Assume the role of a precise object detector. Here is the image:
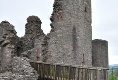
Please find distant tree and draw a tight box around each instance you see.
[109,73,118,80]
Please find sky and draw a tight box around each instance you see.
[0,0,118,64]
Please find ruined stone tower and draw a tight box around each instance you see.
[92,39,108,68]
[0,1,109,79]
[47,0,92,66]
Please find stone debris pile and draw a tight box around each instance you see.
[0,57,38,80]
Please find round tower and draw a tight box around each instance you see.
[92,39,108,68]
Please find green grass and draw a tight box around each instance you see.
[109,73,118,80]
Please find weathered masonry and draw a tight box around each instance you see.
[0,0,108,80]
[92,39,108,68]
[47,0,92,66]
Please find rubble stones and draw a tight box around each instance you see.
[0,57,38,80]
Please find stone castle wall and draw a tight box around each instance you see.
[21,16,45,52]
[0,21,38,80]
[0,0,108,69]
[0,21,18,69]
[47,0,92,66]
[0,0,109,79]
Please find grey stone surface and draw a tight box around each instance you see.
[47,0,92,66]
[21,16,45,53]
[0,0,109,79]
[0,21,38,80]
[0,57,38,80]
[21,36,49,62]
[19,16,49,62]
[0,21,16,36]
[92,39,108,68]
[0,21,18,69]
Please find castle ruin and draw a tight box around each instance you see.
[0,0,108,79]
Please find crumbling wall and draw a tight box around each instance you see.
[20,16,45,53]
[92,39,108,68]
[47,0,92,66]
[20,16,49,62]
[0,21,38,80]
[0,21,18,70]
[0,0,92,67]
[21,36,49,62]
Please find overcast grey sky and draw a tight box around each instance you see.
[0,0,117,64]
